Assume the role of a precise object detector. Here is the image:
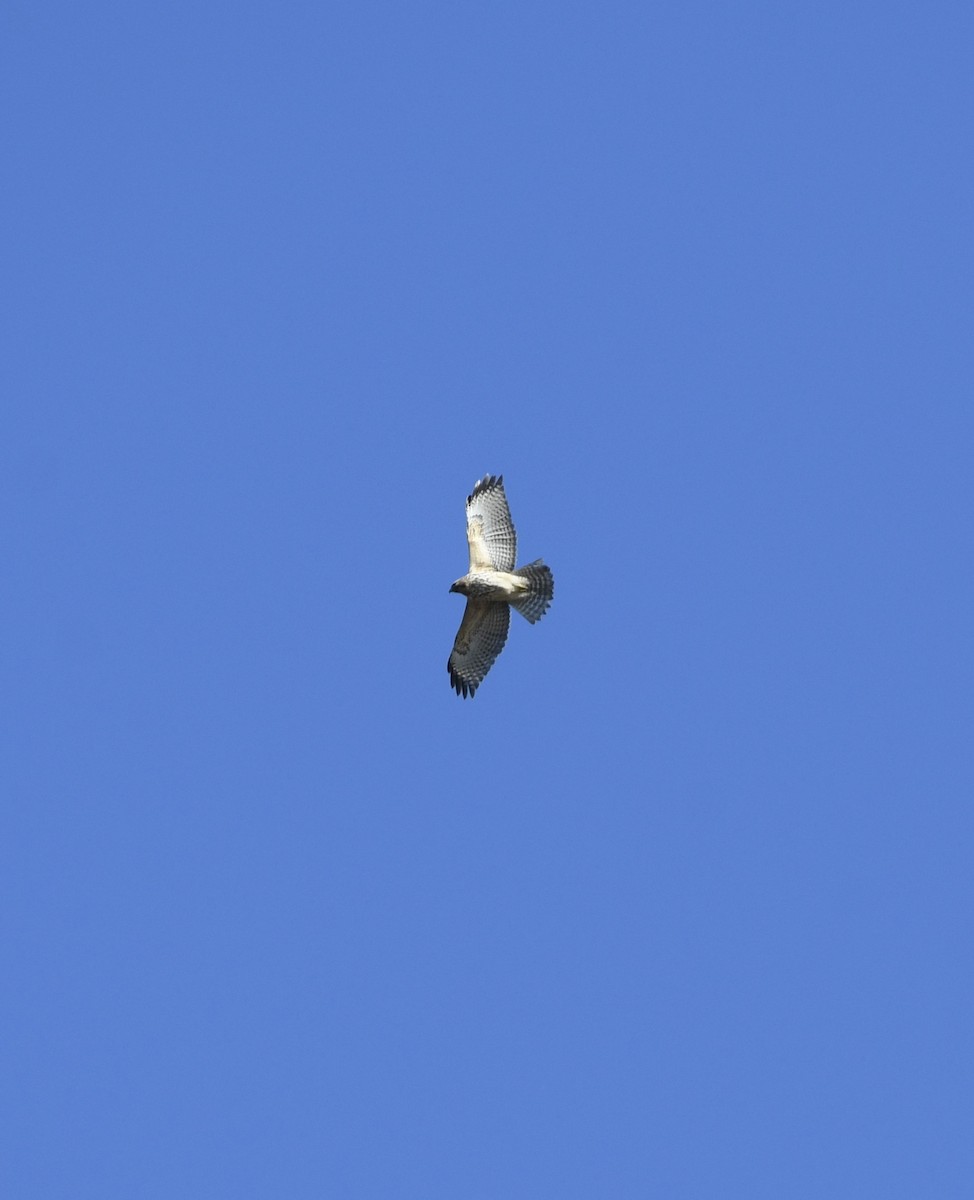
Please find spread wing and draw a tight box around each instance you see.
[466,474,516,572]
[448,599,511,698]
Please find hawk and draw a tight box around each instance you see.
[448,474,554,698]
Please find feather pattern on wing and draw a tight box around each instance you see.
[465,474,517,572]
[448,599,511,698]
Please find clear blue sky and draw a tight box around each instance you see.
[3,3,971,1196]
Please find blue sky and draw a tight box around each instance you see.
[3,2,972,1196]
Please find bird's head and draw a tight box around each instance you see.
[450,578,469,596]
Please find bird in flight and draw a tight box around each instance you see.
[448,475,553,698]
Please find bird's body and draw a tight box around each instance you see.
[448,475,553,698]
[451,570,534,601]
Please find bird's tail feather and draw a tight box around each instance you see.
[510,559,553,623]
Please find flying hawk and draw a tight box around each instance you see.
[448,475,553,698]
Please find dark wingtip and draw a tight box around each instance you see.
[469,474,504,503]
[448,661,475,698]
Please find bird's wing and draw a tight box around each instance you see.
[465,474,516,572]
[448,599,511,698]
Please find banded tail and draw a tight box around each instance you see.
[510,559,554,623]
